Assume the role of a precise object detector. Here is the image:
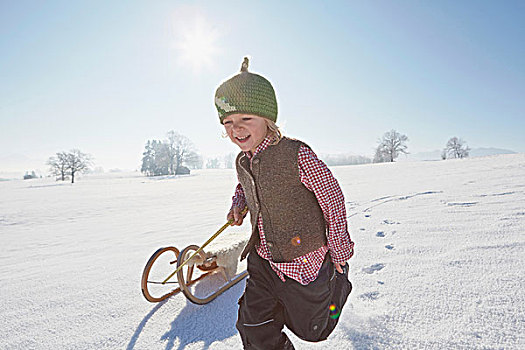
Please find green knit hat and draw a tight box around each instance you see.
[215,57,278,124]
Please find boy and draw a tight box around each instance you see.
[215,57,354,349]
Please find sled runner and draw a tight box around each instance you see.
[141,208,249,305]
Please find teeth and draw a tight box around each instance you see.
[237,136,249,140]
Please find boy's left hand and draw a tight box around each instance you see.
[334,262,346,274]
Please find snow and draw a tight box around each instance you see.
[1,154,524,349]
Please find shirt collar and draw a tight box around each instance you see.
[244,135,274,159]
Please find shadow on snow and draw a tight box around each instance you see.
[127,275,245,350]
[160,278,244,350]
[127,300,168,350]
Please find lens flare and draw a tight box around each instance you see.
[329,304,341,319]
[329,311,341,319]
[291,236,301,246]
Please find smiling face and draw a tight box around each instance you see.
[223,114,269,153]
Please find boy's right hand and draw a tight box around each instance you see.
[228,206,244,226]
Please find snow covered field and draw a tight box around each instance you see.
[1,154,524,349]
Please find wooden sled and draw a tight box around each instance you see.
[141,208,248,304]
[141,209,250,305]
[141,243,248,305]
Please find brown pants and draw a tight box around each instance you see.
[236,251,352,350]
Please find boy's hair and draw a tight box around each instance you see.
[265,119,282,145]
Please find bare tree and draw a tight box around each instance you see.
[166,130,199,174]
[165,131,178,175]
[374,130,409,162]
[66,149,92,183]
[47,152,69,181]
[444,137,470,159]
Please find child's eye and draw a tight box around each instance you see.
[242,117,252,121]
[224,120,232,125]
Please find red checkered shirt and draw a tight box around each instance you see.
[231,136,354,285]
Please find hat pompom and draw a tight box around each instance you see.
[240,57,249,72]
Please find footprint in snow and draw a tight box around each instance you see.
[359,291,380,301]
[359,228,366,231]
[365,214,371,218]
[346,201,358,209]
[471,332,482,339]
[371,195,396,202]
[376,231,385,237]
[385,245,394,250]
[362,263,385,274]
[382,219,400,225]
[476,191,515,197]
[447,202,478,207]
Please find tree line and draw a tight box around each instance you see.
[45,130,471,184]
[141,130,201,176]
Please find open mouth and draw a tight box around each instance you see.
[235,135,251,143]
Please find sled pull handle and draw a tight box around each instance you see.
[162,207,248,285]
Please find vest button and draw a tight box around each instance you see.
[253,159,260,164]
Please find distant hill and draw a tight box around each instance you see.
[469,148,517,158]
[400,147,517,161]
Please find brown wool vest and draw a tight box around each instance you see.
[237,137,327,262]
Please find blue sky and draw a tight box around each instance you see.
[1,0,524,171]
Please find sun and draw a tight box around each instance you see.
[174,15,220,73]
